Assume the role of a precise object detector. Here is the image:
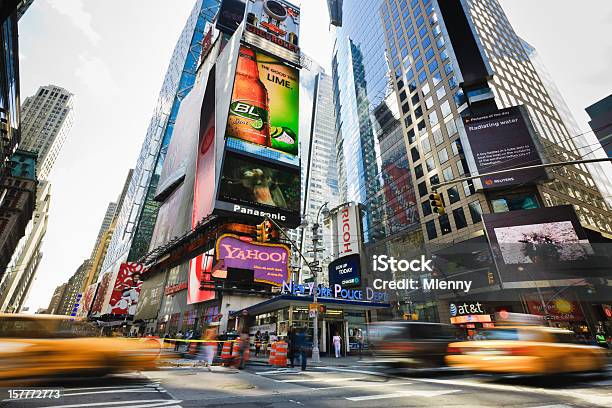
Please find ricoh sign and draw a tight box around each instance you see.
[332,203,361,257]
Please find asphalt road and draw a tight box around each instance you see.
[2,364,611,408]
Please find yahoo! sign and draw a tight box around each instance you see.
[216,234,290,286]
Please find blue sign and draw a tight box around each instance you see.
[328,254,361,288]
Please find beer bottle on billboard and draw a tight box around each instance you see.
[227,46,270,146]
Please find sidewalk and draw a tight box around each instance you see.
[163,353,370,369]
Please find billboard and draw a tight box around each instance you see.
[484,206,593,283]
[330,203,362,258]
[526,293,584,322]
[243,0,300,63]
[216,0,247,34]
[328,254,361,288]
[462,106,547,189]
[216,234,290,286]
[134,270,166,321]
[188,249,215,305]
[216,152,300,226]
[106,262,145,316]
[76,283,98,318]
[90,272,111,315]
[226,45,299,158]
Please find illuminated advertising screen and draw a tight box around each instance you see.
[462,106,547,189]
[328,254,361,288]
[216,234,290,286]
[216,151,300,226]
[484,206,595,283]
[226,45,299,161]
[216,0,247,34]
[106,262,145,316]
[243,0,300,63]
[188,249,215,305]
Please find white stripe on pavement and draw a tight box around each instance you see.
[278,377,366,382]
[63,389,163,397]
[318,381,413,390]
[408,377,612,407]
[528,405,574,408]
[63,384,159,391]
[43,399,183,408]
[346,389,461,401]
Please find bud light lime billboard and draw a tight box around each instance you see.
[225,45,299,159]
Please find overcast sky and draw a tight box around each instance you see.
[20,0,612,312]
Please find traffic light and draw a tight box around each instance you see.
[429,191,445,215]
[256,220,273,242]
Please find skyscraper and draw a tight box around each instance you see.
[0,1,20,180]
[299,72,339,284]
[56,259,92,316]
[378,0,611,243]
[101,0,221,275]
[330,0,421,252]
[0,180,50,312]
[19,85,75,181]
[90,202,117,259]
[586,94,612,158]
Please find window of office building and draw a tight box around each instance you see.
[439,214,452,235]
[469,201,483,223]
[426,219,437,240]
[453,207,468,229]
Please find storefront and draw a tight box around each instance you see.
[231,294,390,356]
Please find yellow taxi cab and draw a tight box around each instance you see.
[0,313,160,382]
[445,315,607,375]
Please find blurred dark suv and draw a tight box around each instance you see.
[369,321,458,367]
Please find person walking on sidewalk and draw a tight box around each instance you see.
[333,332,342,358]
[202,329,217,372]
[288,327,297,368]
[174,331,183,352]
[254,330,262,357]
[295,328,309,371]
[355,329,364,359]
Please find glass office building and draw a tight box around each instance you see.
[380,0,611,243]
[102,0,221,273]
[331,0,420,247]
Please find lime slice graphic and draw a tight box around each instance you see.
[252,118,264,130]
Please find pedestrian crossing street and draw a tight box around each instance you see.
[255,366,612,406]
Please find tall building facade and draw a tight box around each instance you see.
[57,259,92,316]
[0,1,20,181]
[0,180,50,312]
[586,94,612,158]
[378,0,611,244]
[46,282,67,315]
[90,202,116,259]
[299,72,339,284]
[0,150,36,281]
[19,85,75,181]
[101,0,221,275]
[330,0,422,291]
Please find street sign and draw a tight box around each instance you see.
[309,309,316,318]
[310,266,323,273]
[308,261,320,267]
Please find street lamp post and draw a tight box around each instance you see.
[310,202,329,363]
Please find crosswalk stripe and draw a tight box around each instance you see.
[318,381,413,390]
[346,389,461,401]
[278,377,366,383]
